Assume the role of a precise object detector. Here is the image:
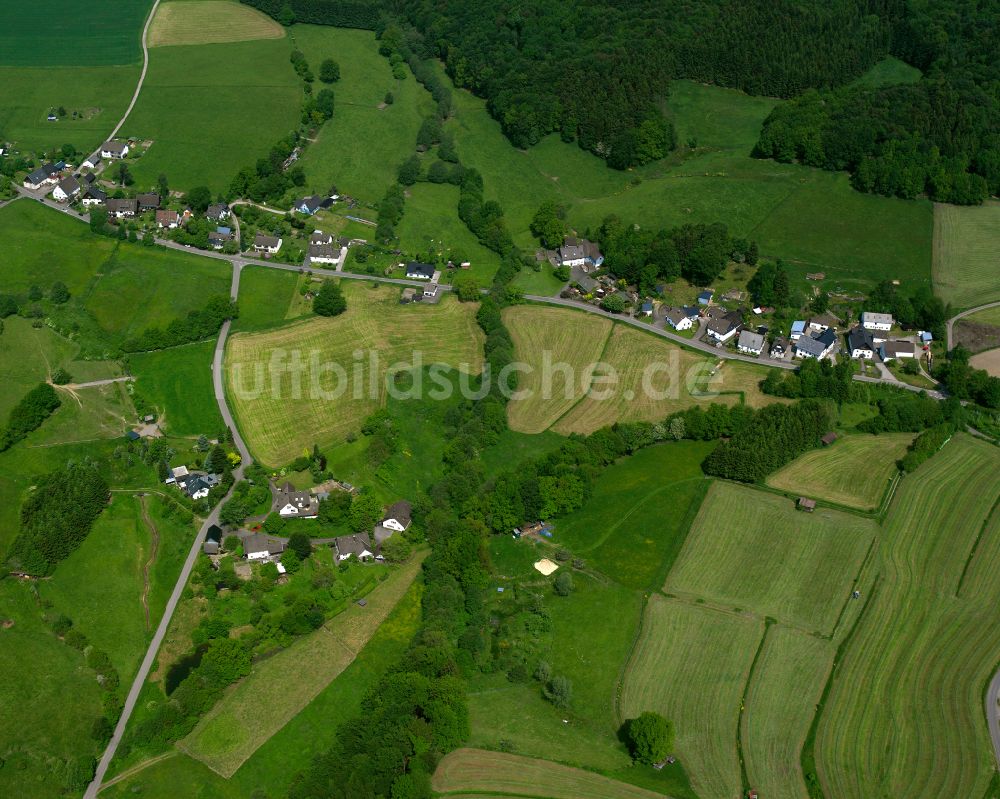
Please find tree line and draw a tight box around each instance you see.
[122,296,238,352]
[0,382,61,452]
[240,0,380,29]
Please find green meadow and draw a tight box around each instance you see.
[232,265,303,331]
[120,37,302,192]
[129,341,224,437]
[293,25,434,204]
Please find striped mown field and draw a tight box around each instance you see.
[225,283,483,466]
[932,201,1000,309]
[620,597,764,799]
[766,433,913,510]
[665,482,875,634]
[148,0,284,47]
[432,748,667,799]
[815,435,1000,798]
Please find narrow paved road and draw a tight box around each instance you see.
[946,300,1000,350]
[64,376,133,390]
[988,671,1000,771]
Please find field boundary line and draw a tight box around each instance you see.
[107,0,161,143]
[614,592,650,728]
[799,579,880,799]
[737,620,773,796]
[722,477,881,520]
[828,534,878,641]
[955,494,1000,598]
[98,750,177,792]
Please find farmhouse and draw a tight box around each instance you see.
[156,209,180,228]
[737,330,765,355]
[81,154,101,170]
[208,230,233,249]
[202,524,223,555]
[294,195,324,215]
[796,328,837,360]
[639,301,654,317]
[137,193,160,212]
[705,311,743,344]
[381,500,412,533]
[274,481,318,518]
[880,340,916,361]
[52,175,80,202]
[663,307,694,331]
[862,312,894,334]
[557,237,603,269]
[405,262,436,280]
[22,162,61,190]
[335,533,374,562]
[848,327,875,359]
[106,198,138,218]
[252,232,282,254]
[308,241,338,264]
[697,290,714,306]
[100,140,129,159]
[809,313,840,332]
[310,230,334,246]
[770,336,789,359]
[206,203,230,222]
[244,533,286,561]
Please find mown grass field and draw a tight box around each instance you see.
[149,0,284,47]
[815,435,1000,799]
[129,340,224,436]
[666,482,875,634]
[555,441,714,590]
[232,265,302,331]
[502,305,774,435]
[433,749,667,799]
[120,38,301,192]
[396,183,503,284]
[932,201,1000,309]
[766,433,913,510]
[443,73,932,293]
[225,282,483,465]
[0,316,77,418]
[742,625,833,799]
[294,25,434,204]
[0,492,193,798]
[620,597,764,799]
[104,575,425,798]
[180,552,426,776]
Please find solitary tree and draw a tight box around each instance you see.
[626,711,674,764]
[553,571,574,596]
[319,58,341,83]
[530,203,566,248]
[313,281,347,317]
[50,281,70,304]
[543,675,573,708]
[287,531,313,560]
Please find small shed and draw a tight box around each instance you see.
[125,430,140,441]
[798,497,817,512]
[821,432,838,446]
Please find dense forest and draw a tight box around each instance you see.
[755,1,1000,203]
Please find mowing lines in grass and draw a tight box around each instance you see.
[742,626,833,799]
[180,552,426,777]
[225,284,484,465]
[766,433,913,511]
[432,748,665,799]
[815,435,1000,799]
[620,596,763,799]
[666,483,875,634]
[933,201,1000,309]
[148,1,284,47]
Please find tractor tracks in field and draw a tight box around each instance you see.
[137,494,160,632]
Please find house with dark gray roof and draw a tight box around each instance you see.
[880,340,916,361]
[100,140,129,159]
[848,327,875,359]
[309,241,338,264]
[275,481,318,518]
[206,203,230,222]
[52,175,80,202]
[106,198,138,218]
[705,311,743,344]
[405,262,436,280]
[334,533,374,561]
[381,500,412,532]
[252,232,282,254]
[23,162,61,190]
[203,524,223,555]
[244,534,286,561]
[663,307,694,331]
[294,195,324,215]
[82,186,107,206]
[795,327,838,360]
[137,193,160,211]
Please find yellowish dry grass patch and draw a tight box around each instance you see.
[225,283,483,465]
[149,0,285,47]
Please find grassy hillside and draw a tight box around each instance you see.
[129,340,224,437]
[932,201,1000,309]
[120,38,301,192]
[148,0,284,47]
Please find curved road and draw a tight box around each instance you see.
[945,300,1000,350]
[988,671,1000,773]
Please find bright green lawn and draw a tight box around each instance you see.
[104,575,424,798]
[233,264,301,331]
[395,182,503,284]
[0,316,78,418]
[0,199,116,294]
[129,341,223,437]
[120,38,301,192]
[512,261,567,296]
[293,25,434,204]
[0,0,152,66]
[851,56,922,88]
[83,246,231,338]
[555,441,715,590]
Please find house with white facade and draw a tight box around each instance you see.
[737,330,765,356]
[100,140,129,159]
[52,175,80,202]
[795,328,837,360]
[381,500,412,533]
[848,327,875,359]
[252,232,282,254]
[663,307,694,331]
[274,482,318,518]
[880,340,916,361]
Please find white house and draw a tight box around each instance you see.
[52,175,80,202]
[308,241,338,264]
[335,533,374,562]
[795,328,837,360]
[206,203,230,222]
[557,237,603,269]
[705,311,743,344]
[81,187,106,206]
[737,330,765,356]
[106,198,138,218]
[862,312,894,334]
[100,140,129,159]
[274,482,318,518]
[252,232,282,254]
[405,262,436,280]
[848,327,875,359]
[880,340,916,361]
[244,534,285,561]
[790,320,806,340]
[381,500,412,533]
[22,162,60,190]
[663,307,693,331]
[808,313,840,333]
[310,230,334,246]
[81,154,102,170]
